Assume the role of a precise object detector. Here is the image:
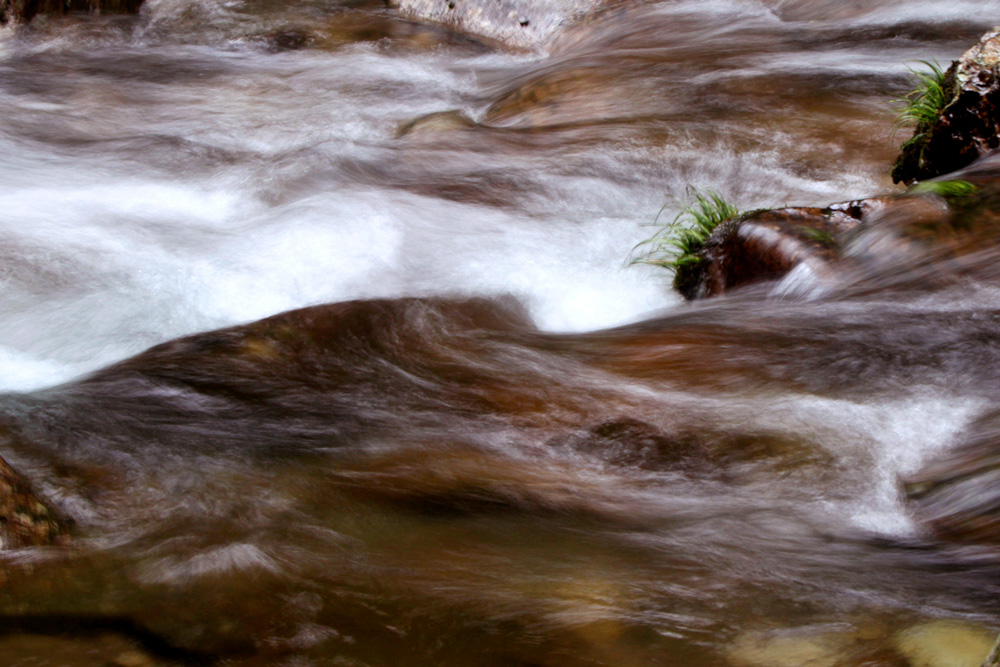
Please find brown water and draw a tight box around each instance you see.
[2,1,1000,665]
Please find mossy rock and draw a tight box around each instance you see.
[673,201,873,300]
[891,26,1000,184]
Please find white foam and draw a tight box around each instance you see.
[747,393,986,537]
[0,346,83,392]
[137,542,283,584]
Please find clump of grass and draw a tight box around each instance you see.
[630,187,739,273]
[894,60,950,133]
[908,179,978,199]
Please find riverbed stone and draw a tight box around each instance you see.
[893,620,995,667]
[0,0,143,24]
[0,633,163,667]
[726,629,849,667]
[905,409,1000,545]
[0,452,69,549]
[386,0,620,50]
[891,26,1000,184]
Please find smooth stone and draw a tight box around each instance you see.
[894,620,995,667]
[727,631,845,667]
[387,0,619,50]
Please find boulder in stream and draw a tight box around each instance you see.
[891,26,1000,184]
[673,201,876,300]
[386,0,620,50]
[671,149,1000,301]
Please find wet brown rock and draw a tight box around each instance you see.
[332,443,616,517]
[387,0,620,50]
[674,202,873,300]
[0,0,142,24]
[0,452,69,549]
[891,26,1000,185]
[483,65,626,127]
[843,155,1000,295]
[396,110,478,139]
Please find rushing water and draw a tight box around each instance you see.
[2,0,1000,665]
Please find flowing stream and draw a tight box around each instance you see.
[3,0,1000,665]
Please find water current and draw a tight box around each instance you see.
[2,0,1000,665]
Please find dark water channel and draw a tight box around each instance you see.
[3,0,1000,665]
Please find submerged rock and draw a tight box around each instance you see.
[0,451,69,549]
[673,202,872,300]
[0,633,163,667]
[396,110,478,139]
[0,0,143,24]
[258,10,488,53]
[386,0,619,50]
[893,620,995,667]
[891,26,1000,185]
[905,409,1000,545]
[727,622,907,667]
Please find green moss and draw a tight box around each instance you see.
[794,225,835,245]
[908,179,978,199]
[630,187,739,274]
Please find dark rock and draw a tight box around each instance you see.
[0,451,69,549]
[1,0,142,24]
[674,201,877,300]
[891,26,1000,185]
[267,28,310,52]
[386,0,620,50]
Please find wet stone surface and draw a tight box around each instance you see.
[387,0,620,50]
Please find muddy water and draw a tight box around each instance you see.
[3,0,1000,665]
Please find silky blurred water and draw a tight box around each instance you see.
[0,0,991,389]
[2,1,1000,665]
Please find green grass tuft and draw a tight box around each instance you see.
[630,187,739,273]
[894,60,950,134]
